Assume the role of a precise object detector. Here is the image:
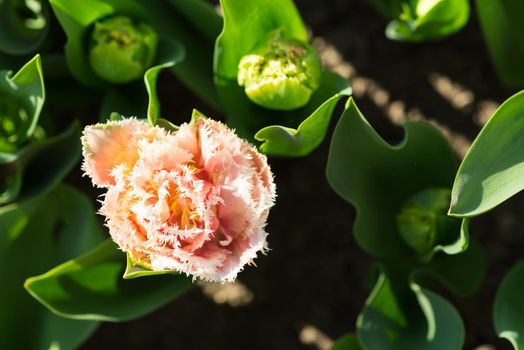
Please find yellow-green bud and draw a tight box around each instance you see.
[89,16,158,84]
[237,30,321,110]
[0,95,29,152]
[396,187,453,254]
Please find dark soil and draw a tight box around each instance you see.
[80,0,522,349]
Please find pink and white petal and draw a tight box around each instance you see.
[82,119,149,187]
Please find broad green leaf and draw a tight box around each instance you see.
[221,70,351,157]
[0,0,50,55]
[326,98,462,259]
[385,0,470,42]
[332,333,363,350]
[214,0,307,81]
[357,269,464,350]
[0,54,44,153]
[494,260,524,350]
[449,91,524,217]
[0,185,102,349]
[0,122,81,205]
[476,0,524,88]
[145,39,185,125]
[25,239,194,322]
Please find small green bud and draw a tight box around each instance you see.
[396,187,454,253]
[89,16,158,84]
[237,30,321,110]
[0,95,30,152]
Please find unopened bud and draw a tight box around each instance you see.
[89,16,158,84]
[237,30,321,110]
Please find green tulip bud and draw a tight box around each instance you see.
[237,30,321,110]
[0,95,29,152]
[396,187,454,254]
[89,16,158,84]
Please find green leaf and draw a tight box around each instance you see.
[332,333,364,350]
[494,260,524,350]
[0,185,102,349]
[1,122,82,205]
[145,39,185,125]
[254,84,352,157]
[0,0,50,55]
[385,0,470,42]
[222,70,351,157]
[25,239,194,322]
[449,90,524,217]
[476,0,524,88]
[0,54,45,153]
[214,0,307,81]
[326,98,461,259]
[357,269,464,350]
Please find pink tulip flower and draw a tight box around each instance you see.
[82,115,276,282]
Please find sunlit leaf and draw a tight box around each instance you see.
[254,80,351,157]
[449,90,524,217]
